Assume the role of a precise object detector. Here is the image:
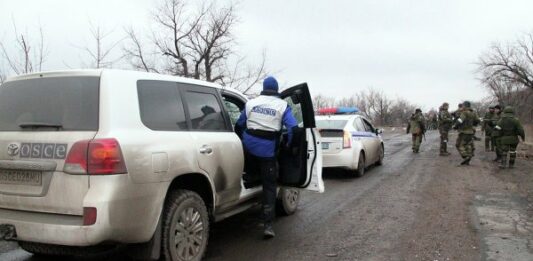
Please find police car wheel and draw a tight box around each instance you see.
[376,144,384,166]
[276,187,300,216]
[353,153,365,177]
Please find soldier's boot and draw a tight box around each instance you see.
[509,151,516,169]
[460,157,471,165]
[498,153,507,169]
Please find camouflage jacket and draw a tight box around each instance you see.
[482,112,496,134]
[407,112,426,134]
[490,113,502,137]
[457,109,480,135]
[495,109,525,145]
[438,109,452,131]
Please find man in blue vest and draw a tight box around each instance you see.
[235,76,298,239]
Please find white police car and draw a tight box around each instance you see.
[316,107,384,176]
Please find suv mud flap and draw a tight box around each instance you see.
[0,224,16,241]
[126,215,162,261]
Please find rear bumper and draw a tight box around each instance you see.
[322,148,357,169]
[0,175,168,246]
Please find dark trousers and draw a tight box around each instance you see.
[245,152,278,224]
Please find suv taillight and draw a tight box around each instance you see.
[343,131,352,149]
[64,138,127,175]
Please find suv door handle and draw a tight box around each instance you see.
[199,146,213,154]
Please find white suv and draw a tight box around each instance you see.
[0,69,324,260]
[316,114,383,176]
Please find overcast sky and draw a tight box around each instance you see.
[1,0,532,109]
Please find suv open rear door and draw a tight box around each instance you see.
[278,83,324,193]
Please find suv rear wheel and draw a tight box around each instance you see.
[276,187,300,216]
[162,190,209,261]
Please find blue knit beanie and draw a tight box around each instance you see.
[263,76,279,93]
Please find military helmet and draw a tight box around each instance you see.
[503,106,514,114]
[415,108,422,113]
[494,105,502,110]
[462,101,471,108]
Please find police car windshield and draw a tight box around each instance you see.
[316,120,347,130]
[0,76,99,131]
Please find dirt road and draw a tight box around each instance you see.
[0,130,532,260]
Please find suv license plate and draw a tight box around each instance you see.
[0,170,42,186]
[321,143,329,150]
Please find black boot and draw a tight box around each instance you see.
[263,223,275,239]
[460,157,471,165]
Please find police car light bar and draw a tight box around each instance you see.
[317,107,359,115]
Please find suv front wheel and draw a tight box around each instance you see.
[162,190,209,261]
[276,187,300,216]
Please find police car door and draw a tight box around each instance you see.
[278,83,324,193]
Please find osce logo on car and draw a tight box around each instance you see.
[7,143,68,159]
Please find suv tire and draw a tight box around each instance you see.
[162,190,209,261]
[276,187,300,216]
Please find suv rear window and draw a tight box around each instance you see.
[0,77,99,131]
[137,80,187,131]
[316,120,347,130]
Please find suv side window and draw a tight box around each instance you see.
[222,95,244,127]
[183,90,227,131]
[137,80,187,131]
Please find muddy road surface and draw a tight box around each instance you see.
[1,130,532,261]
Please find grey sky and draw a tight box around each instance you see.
[1,0,532,110]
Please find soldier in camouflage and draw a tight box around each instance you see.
[456,101,480,165]
[438,102,453,156]
[452,103,464,151]
[494,106,525,169]
[407,108,426,153]
[482,106,496,152]
[490,105,503,162]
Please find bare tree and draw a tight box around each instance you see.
[366,88,393,126]
[124,0,268,93]
[312,94,335,111]
[222,51,268,94]
[0,21,47,75]
[78,22,123,69]
[389,98,417,126]
[123,27,160,73]
[478,33,533,89]
[0,68,5,84]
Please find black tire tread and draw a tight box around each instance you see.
[161,189,209,261]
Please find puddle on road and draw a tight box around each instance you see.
[473,193,533,261]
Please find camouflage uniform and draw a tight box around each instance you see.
[407,110,426,153]
[437,103,453,155]
[452,103,464,150]
[490,106,502,161]
[495,106,525,168]
[482,108,496,151]
[456,102,480,165]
